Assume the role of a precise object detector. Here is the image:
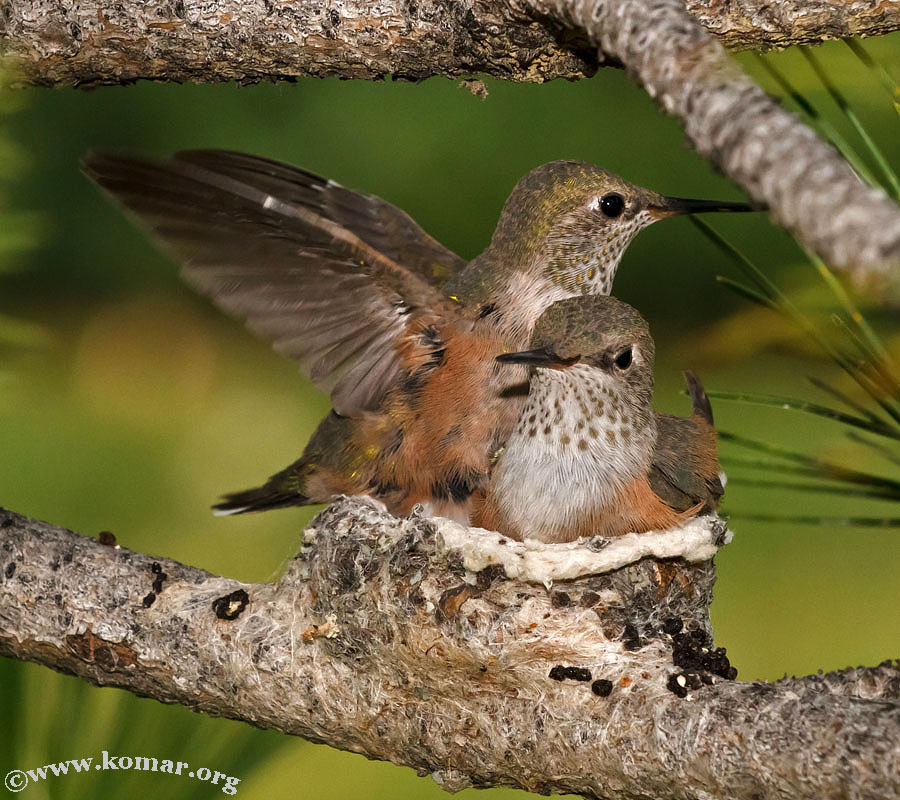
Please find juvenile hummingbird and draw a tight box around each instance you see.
[83,151,745,522]
[472,295,723,542]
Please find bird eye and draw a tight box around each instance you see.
[614,347,633,370]
[600,193,625,218]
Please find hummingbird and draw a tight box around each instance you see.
[471,295,723,542]
[82,151,746,522]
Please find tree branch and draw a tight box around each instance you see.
[683,0,900,50]
[2,0,900,89]
[1,500,898,799]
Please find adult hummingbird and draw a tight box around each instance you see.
[472,295,723,542]
[83,151,745,522]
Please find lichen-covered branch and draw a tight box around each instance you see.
[1,500,898,799]
[2,0,899,89]
[683,0,900,50]
[0,0,597,86]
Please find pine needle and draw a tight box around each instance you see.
[801,46,900,197]
[709,392,900,441]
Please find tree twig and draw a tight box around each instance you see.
[1,500,897,799]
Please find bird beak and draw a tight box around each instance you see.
[646,194,755,219]
[497,348,580,369]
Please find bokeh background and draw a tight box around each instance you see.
[2,34,899,799]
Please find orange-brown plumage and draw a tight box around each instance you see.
[81,151,742,521]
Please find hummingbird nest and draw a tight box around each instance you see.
[282,497,734,791]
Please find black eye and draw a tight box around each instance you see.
[615,347,633,370]
[600,193,625,218]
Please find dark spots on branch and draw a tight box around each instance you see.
[150,562,167,595]
[663,616,683,636]
[97,531,117,547]
[671,628,736,679]
[591,679,613,697]
[4,562,15,579]
[475,564,506,591]
[549,665,592,682]
[212,589,250,621]
[664,623,737,697]
[142,592,156,608]
[667,673,690,698]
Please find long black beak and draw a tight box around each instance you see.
[497,348,580,369]
[647,195,756,219]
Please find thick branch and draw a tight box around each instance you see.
[683,0,900,50]
[0,0,596,86]
[1,501,898,800]
[2,0,900,89]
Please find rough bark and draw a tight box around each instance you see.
[683,0,900,50]
[1,500,898,800]
[0,0,597,86]
[2,0,900,89]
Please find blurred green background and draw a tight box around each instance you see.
[2,34,899,799]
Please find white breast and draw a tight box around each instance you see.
[489,366,655,540]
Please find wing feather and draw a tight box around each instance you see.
[175,150,466,287]
[83,150,463,417]
[650,415,723,512]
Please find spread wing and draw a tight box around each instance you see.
[83,150,467,417]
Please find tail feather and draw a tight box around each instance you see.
[212,481,309,516]
[683,370,714,425]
